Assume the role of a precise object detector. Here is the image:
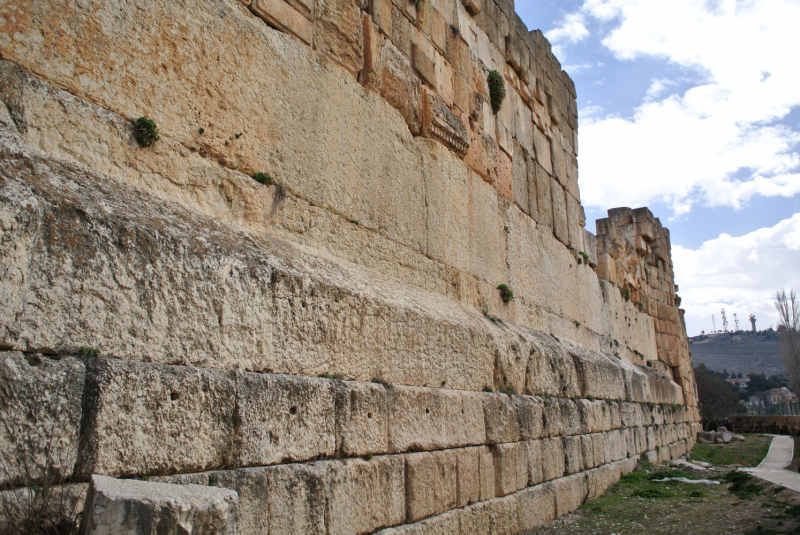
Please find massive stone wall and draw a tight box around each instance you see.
[0,0,699,532]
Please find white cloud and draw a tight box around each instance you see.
[673,213,800,336]
[546,13,590,44]
[644,78,677,100]
[574,0,800,213]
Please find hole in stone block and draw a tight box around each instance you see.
[367,412,373,419]
[290,406,297,415]
[425,408,430,414]
[170,392,179,401]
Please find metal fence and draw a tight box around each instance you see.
[747,403,800,416]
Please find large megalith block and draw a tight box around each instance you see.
[0,352,85,487]
[81,475,238,534]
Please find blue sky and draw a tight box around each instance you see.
[518,0,800,336]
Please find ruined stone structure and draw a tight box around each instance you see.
[0,0,700,532]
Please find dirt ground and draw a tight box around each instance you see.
[526,435,800,535]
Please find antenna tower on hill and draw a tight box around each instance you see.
[750,314,757,332]
[721,308,729,333]
[733,313,740,331]
[712,314,716,332]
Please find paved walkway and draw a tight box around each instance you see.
[744,434,800,492]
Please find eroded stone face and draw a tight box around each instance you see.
[81,475,238,535]
[0,352,84,488]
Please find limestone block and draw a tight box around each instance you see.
[525,333,580,399]
[371,0,393,37]
[422,91,470,156]
[586,464,619,501]
[423,140,473,272]
[565,192,583,251]
[559,399,581,436]
[334,381,390,456]
[0,352,85,487]
[433,449,459,514]
[647,427,656,451]
[515,396,544,441]
[576,400,602,434]
[525,439,543,486]
[388,386,485,452]
[478,446,496,501]
[267,463,328,534]
[551,177,569,246]
[657,445,671,464]
[504,35,522,72]
[581,229,598,266]
[454,447,481,507]
[463,0,481,15]
[540,438,565,482]
[533,127,553,175]
[405,452,446,522]
[381,29,424,134]
[316,0,365,75]
[551,473,588,517]
[251,0,314,46]
[517,483,556,531]
[470,173,507,283]
[465,124,497,181]
[512,141,529,214]
[81,475,238,535]
[550,134,568,185]
[486,494,521,535]
[541,400,563,438]
[580,435,595,469]
[524,151,540,222]
[483,393,521,444]
[643,450,658,464]
[492,443,527,496]
[458,500,491,534]
[236,373,335,467]
[377,510,460,535]
[495,147,514,201]
[413,42,437,87]
[155,467,270,534]
[77,359,235,479]
[430,8,447,53]
[327,456,406,535]
[566,343,626,401]
[535,162,553,229]
[592,434,606,468]
[563,436,584,474]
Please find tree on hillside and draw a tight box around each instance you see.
[695,363,744,430]
[775,289,800,395]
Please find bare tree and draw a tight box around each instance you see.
[695,363,744,430]
[775,289,800,395]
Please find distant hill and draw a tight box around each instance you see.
[690,331,783,376]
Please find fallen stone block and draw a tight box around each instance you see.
[81,475,238,534]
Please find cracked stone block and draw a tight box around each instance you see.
[81,475,238,535]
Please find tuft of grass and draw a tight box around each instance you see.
[488,70,506,113]
[689,490,708,498]
[690,434,772,467]
[134,117,159,147]
[319,372,344,380]
[78,347,100,358]
[198,127,205,134]
[208,474,218,487]
[504,225,510,234]
[234,132,242,139]
[483,386,493,393]
[500,385,516,396]
[573,320,581,327]
[363,453,373,461]
[497,284,514,303]
[631,488,676,498]
[371,377,390,387]
[253,172,274,186]
[621,289,631,301]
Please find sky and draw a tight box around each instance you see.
[517,0,800,336]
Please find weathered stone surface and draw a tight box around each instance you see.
[77,359,235,478]
[0,352,84,487]
[388,386,485,452]
[518,482,556,531]
[551,473,588,516]
[483,393,520,444]
[405,452,438,522]
[327,456,406,535]
[334,380,390,456]
[535,162,554,229]
[266,463,328,534]
[551,177,569,246]
[376,509,460,534]
[81,475,238,535]
[492,442,527,496]
[235,373,336,467]
[251,0,314,45]
[454,447,481,507]
[540,437,565,482]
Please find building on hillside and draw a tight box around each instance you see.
[726,377,750,387]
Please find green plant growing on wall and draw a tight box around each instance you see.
[497,284,514,303]
[500,385,516,396]
[134,117,159,147]
[488,70,506,113]
[78,347,100,358]
[253,172,273,186]
[621,289,630,301]
[504,225,510,234]
[208,474,218,487]
[573,320,581,327]
[483,386,493,392]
